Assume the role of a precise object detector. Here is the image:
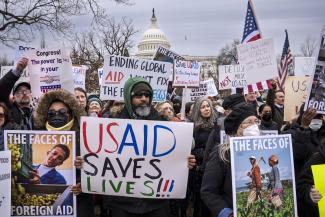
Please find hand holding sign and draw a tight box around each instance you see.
[16,58,28,73]
[301,107,317,129]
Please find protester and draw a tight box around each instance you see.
[0,102,20,150]
[190,97,216,217]
[266,82,285,129]
[155,100,181,121]
[185,102,194,122]
[201,104,257,217]
[246,156,262,207]
[33,89,94,217]
[258,104,279,131]
[74,87,87,112]
[0,58,34,130]
[87,95,102,117]
[30,144,70,185]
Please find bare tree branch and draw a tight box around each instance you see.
[300,36,318,57]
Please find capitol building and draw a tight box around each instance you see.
[135,9,218,82]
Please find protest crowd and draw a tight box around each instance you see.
[1,3,325,217]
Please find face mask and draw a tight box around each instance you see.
[243,124,260,136]
[262,113,272,121]
[309,119,323,131]
[48,114,69,128]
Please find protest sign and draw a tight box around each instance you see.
[237,38,278,84]
[184,78,218,102]
[4,130,76,217]
[218,65,247,90]
[220,130,278,144]
[98,68,103,85]
[294,57,316,76]
[311,164,325,217]
[173,59,201,87]
[284,76,309,121]
[230,134,297,217]
[72,65,87,89]
[0,66,30,84]
[304,27,325,114]
[14,45,35,66]
[26,48,74,99]
[80,117,193,199]
[100,55,172,102]
[0,151,11,217]
[153,46,185,63]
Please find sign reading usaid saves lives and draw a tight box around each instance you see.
[80,117,193,199]
[100,55,172,102]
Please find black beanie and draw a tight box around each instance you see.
[131,82,153,97]
[222,93,245,110]
[224,104,256,135]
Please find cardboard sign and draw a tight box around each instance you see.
[220,130,278,144]
[173,60,200,87]
[100,55,172,102]
[72,65,87,89]
[218,65,247,90]
[0,151,11,217]
[26,48,74,99]
[294,57,316,76]
[304,27,325,114]
[311,164,325,217]
[80,117,193,199]
[230,134,297,217]
[184,79,218,102]
[153,46,185,63]
[284,76,309,121]
[237,38,278,84]
[4,130,76,217]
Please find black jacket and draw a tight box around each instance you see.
[296,144,325,217]
[260,119,279,131]
[266,84,284,129]
[103,106,169,214]
[201,147,233,217]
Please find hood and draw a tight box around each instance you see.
[123,77,153,118]
[33,89,86,130]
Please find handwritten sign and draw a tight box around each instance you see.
[80,117,193,199]
[284,76,309,121]
[72,65,87,89]
[98,68,103,85]
[0,151,11,217]
[100,55,172,102]
[173,60,200,87]
[237,38,278,84]
[295,57,315,76]
[26,48,74,99]
[184,79,218,102]
[218,65,247,90]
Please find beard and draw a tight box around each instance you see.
[134,106,151,117]
[17,96,31,106]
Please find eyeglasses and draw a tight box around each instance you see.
[0,113,5,118]
[133,92,150,98]
[241,119,261,128]
[48,108,69,117]
[15,90,31,95]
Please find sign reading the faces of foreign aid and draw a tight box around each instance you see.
[4,130,76,217]
[80,117,193,199]
[100,55,172,102]
[230,134,297,217]
[0,151,11,217]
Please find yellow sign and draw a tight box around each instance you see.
[311,164,325,217]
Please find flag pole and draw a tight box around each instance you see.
[248,0,263,38]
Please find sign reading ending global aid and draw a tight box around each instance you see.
[100,55,172,102]
[80,117,193,198]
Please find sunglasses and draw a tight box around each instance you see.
[48,108,69,117]
[133,92,151,98]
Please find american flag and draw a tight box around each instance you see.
[278,30,293,91]
[241,0,261,43]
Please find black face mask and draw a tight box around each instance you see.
[262,113,272,121]
[48,114,69,128]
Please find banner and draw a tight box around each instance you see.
[311,164,325,217]
[230,134,297,217]
[294,57,316,76]
[153,46,185,63]
[4,130,76,217]
[184,79,218,102]
[0,66,30,84]
[237,38,278,84]
[284,76,309,121]
[100,55,172,102]
[26,48,74,99]
[80,117,193,198]
[218,65,247,90]
[220,130,278,145]
[0,151,11,217]
[72,65,87,89]
[173,60,201,87]
[304,27,325,113]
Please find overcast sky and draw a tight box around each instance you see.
[1,0,325,59]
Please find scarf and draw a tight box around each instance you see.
[46,118,74,131]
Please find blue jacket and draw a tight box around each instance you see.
[34,165,67,185]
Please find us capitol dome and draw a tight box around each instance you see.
[136,8,171,59]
